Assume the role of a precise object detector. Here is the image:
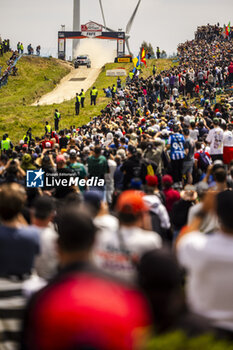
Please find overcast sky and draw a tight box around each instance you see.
[1,0,233,58]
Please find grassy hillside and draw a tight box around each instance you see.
[0,56,175,143]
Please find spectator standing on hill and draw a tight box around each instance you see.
[75,93,81,115]
[36,45,41,56]
[54,109,61,131]
[90,86,98,105]
[80,88,85,107]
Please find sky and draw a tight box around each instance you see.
[1,0,233,58]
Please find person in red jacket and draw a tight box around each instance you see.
[228,62,233,84]
[162,175,180,214]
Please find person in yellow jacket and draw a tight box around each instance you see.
[75,93,81,115]
[90,87,98,106]
[1,134,12,153]
[45,121,52,134]
[129,71,134,80]
[80,89,85,108]
[111,84,117,98]
[54,109,61,131]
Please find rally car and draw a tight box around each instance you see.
[74,55,91,68]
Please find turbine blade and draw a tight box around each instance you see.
[126,39,132,56]
[99,0,107,28]
[126,0,142,34]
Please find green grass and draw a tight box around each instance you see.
[0,56,175,143]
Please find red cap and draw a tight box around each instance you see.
[145,175,158,187]
[141,118,146,123]
[116,190,148,214]
[162,175,173,184]
[56,155,66,163]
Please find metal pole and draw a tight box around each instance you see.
[73,0,80,59]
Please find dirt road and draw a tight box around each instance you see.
[33,66,101,106]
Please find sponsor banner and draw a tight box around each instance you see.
[81,31,102,38]
[106,69,126,77]
[117,57,131,63]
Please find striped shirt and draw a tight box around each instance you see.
[0,278,25,350]
[168,133,185,160]
[0,275,46,350]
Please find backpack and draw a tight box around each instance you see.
[140,158,158,182]
[198,151,211,171]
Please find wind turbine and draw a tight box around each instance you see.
[72,0,141,57]
[99,0,142,56]
[73,0,81,58]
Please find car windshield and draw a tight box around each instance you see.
[77,56,87,59]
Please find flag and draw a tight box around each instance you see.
[141,47,147,67]
[228,22,231,34]
[133,54,140,68]
[225,23,230,37]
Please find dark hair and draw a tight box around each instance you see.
[213,168,227,183]
[118,212,141,225]
[217,191,233,232]
[94,146,101,155]
[55,207,97,252]
[0,184,26,221]
[32,195,55,220]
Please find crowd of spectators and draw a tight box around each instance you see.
[0,24,233,349]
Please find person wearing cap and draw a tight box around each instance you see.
[93,190,162,282]
[21,153,36,171]
[162,175,180,214]
[206,118,224,162]
[177,190,233,334]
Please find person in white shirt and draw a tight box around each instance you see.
[93,190,162,282]
[31,195,58,281]
[177,190,233,333]
[104,150,117,204]
[206,118,224,161]
[223,124,233,164]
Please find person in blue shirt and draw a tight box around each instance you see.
[167,124,185,185]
